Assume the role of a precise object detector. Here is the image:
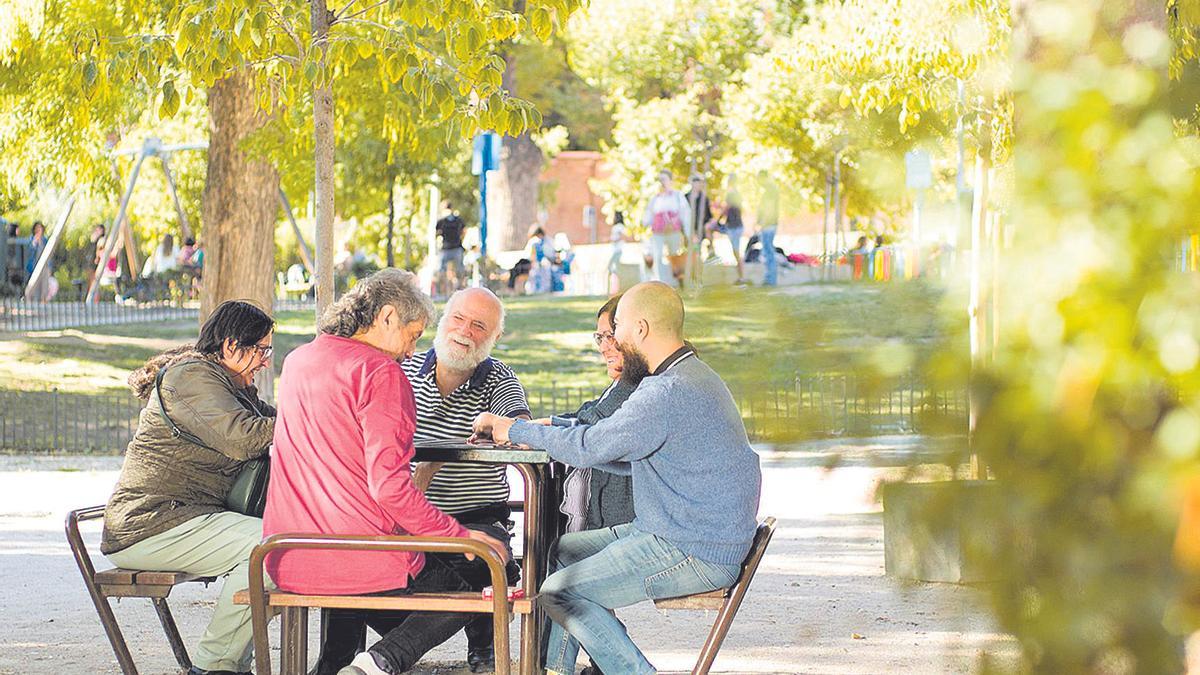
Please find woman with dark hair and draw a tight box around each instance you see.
[101,300,276,675]
[25,220,47,279]
[534,294,639,675]
[553,294,638,535]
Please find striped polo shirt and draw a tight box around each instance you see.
[400,349,531,514]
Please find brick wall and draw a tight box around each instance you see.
[540,151,610,246]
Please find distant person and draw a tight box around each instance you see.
[24,221,55,301]
[178,236,198,267]
[335,241,367,277]
[608,212,627,288]
[436,201,468,288]
[90,224,107,263]
[25,220,47,280]
[143,233,180,277]
[552,232,574,291]
[685,174,715,276]
[714,190,747,283]
[640,169,690,286]
[86,224,108,288]
[192,238,205,270]
[756,172,780,286]
[525,226,553,294]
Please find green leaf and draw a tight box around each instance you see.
[159,80,180,118]
[385,54,403,82]
[82,60,98,95]
[530,7,552,42]
[452,30,470,62]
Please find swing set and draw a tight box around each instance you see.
[22,137,315,304]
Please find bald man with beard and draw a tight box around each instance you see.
[474,281,762,675]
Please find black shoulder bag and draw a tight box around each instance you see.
[155,366,271,517]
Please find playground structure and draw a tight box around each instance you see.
[19,137,317,305]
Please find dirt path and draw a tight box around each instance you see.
[0,439,1015,674]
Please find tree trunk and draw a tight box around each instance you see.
[489,134,543,251]
[489,19,543,253]
[312,0,336,321]
[404,180,416,270]
[386,172,396,267]
[201,70,279,322]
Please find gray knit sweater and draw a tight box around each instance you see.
[511,353,761,565]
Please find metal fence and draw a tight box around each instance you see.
[0,298,319,333]
[0,373,968,454]
[0,298,197,333]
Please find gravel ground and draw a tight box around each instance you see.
[0,437,1015,674]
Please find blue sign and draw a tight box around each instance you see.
[472,132,501,176]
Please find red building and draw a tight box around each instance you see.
[539,151,611,245]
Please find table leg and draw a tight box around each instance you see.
[515,463,548,675]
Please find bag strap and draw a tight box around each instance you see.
[154,365,218,451]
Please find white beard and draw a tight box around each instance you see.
[433,330,496,372]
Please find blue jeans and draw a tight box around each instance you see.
[760,226,778,286]
[541,524,741,675]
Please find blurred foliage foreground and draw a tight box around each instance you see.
[926,2,1200,673]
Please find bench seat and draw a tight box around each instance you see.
[654,588,729,611]
[67,506,217,674]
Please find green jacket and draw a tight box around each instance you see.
[101,357,275,555]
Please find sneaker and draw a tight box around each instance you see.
[337,651,388,675]
[467,644,496,672]
[187,668,252,675]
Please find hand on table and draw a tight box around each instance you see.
[472,412,517,445]
[463,529,511,563]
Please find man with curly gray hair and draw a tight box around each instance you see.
[317,268,437,344]
[264,269,510,675]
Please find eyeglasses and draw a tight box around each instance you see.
[250,343,273,359]
[592,331,616,347]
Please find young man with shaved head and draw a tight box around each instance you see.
[474,281,762,675]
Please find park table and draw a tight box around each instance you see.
[414,438,557,675]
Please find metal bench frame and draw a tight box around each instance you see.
[241,533,529,675]
[65,505,216,675]
[653,516,777,675]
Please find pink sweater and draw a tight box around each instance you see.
[263,334,469,595]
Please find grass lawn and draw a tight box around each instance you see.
[0,282,958,398]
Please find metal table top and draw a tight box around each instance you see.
[413,438,550,464]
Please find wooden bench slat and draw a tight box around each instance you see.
[94,568,138,585]
[94,568,210,586]
[100,584,176,599]
[654,589,730,611]
[232,590,535,615]
[135,571,208,585]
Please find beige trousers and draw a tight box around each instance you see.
[107,511,268,672]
